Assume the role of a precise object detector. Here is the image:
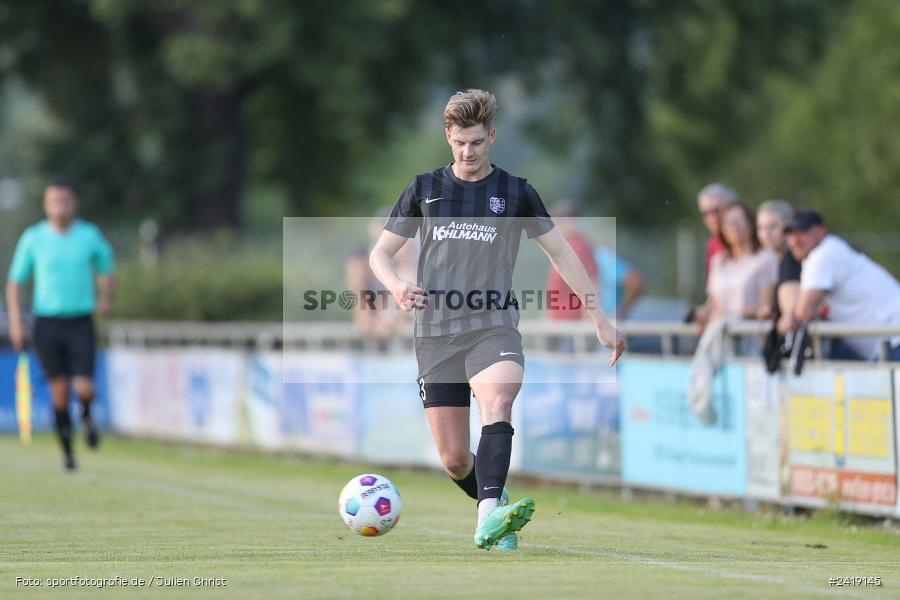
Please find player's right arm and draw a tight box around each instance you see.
[5,281,25,352]
[6,228,35,352]
[369,230,427,312]
[372,177,426,312]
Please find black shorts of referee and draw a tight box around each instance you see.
[33,314,96,378]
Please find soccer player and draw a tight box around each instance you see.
[6,182,115,470]
[369,89,624,550]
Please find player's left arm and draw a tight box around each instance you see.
[95,274,115,316]
[534,228,625,364]
[92,228,116,316]
[793,288,827,327]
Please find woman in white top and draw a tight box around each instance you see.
[696,201,778,330]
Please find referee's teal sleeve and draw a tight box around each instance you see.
[92,228,116,274]
[7,228,35,283]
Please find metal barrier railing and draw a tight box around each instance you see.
[105,319,900,362]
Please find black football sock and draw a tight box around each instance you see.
[80,395,94,422]
[54,408,73,457]
[475,421,514,503]
[450,455,478,500]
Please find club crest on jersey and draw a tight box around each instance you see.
[489,197,506,214]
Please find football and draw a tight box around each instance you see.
[338,473,403,537]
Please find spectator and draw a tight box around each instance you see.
[786,208,900,361]
[756,199,802,328]
[345,212,416,350]
[695,201,778,329]
[697,183,737,278]
[545,199,598,321]
[593,247,644,319]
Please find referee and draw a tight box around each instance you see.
[6,181,115,470]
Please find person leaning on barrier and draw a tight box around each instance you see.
[697,183,737,278]
[594,246,645,320]
[344,211,416,351]
[687,183,737,324]
[689,201,778,419]
[785,208,900,361]
[756,200,802,372]
[756,200,802,324]
[694,200,778,336]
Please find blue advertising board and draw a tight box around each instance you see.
[356,355,433,465]
[621,359,746,496]
[518,357,620,478]
[0,349,110,433]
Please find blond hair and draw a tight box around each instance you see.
[758,199,793,225]
[443,89,496,130]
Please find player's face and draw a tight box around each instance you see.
[756,210,786,252]
[698,194,723,234]
[43,186,77,224]
[446,124,495,180]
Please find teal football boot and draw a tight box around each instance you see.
[495,488,518,551]
[474,496,535,550]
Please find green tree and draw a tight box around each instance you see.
[0,0,456,229]
[731,0,900,231]
[415,0,842,222]
[0,0,860,231]
[645,0,842,212]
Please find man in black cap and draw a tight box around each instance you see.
[785,208,900,360]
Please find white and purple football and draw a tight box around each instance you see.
[338,473,403,537]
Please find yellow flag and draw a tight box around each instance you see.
[15,353,32,444]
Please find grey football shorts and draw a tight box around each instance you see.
[414,326,525,408]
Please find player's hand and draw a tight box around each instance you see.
[596,319,625,366]
[96,297,112,316]
[9,319,26,353]
[392,281,428,312]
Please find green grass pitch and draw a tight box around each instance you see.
[1,435,898,599]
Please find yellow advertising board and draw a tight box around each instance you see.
[784,368,896,514]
